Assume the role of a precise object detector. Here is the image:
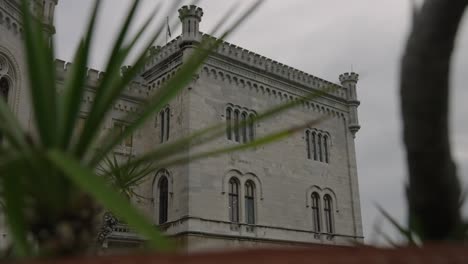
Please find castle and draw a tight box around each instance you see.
[0,1,363,251]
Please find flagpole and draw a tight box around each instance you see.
[166,16,170,45]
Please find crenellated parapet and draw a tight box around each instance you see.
[178,5,204,21]
[144,32,349,101]
[144,5,350,103]
[144,37,182,72]
[339,72,359,84]
[205,34,348,100]
[54,59,150,101]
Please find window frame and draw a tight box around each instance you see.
[225,105,256,144]
[159,106,170,143]
[113,120,133,148]
[323,194,334,234]
[311,192,321,233]
[228,178,240,223]
[158,176,169,224]
[244,180,255,225]
[226,107,232,140]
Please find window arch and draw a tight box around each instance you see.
[245,181,255,225]
[228,178,240,223]
[323,194,334,234]
[225,105,256,144]
[311,192,321,233]
[241,112,247,143]
[305,129,330,164]
[158,176,169,224]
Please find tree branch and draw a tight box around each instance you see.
[400,0,467,241]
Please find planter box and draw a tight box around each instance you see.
[15,245,468,264]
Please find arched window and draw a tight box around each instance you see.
[165,108,170,142]
[318,134,323,162]
[228,178,239,223]
[159,110,165,143]
[312,132,317,161]
[241,112,247,143]
[248,114,255,142]
[245,181,255,225]
[323,194,334,234]
[158,177,169,224]
[311,192,321,232]
[226,108,232,140]
[0,77,9,102]
[306,131,311,159]
[324,135,329,163]
[159,107,170,143]
[226,106,256,143]
[233,110,240,142]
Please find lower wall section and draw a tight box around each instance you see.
[103,216,363,253]
[173,232,340,253]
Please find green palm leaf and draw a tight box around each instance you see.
[58,1,100,149]
[20,0,57,147]
[90,0,265,166]
[47,150,172,251]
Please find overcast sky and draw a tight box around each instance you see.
[54,0,468,245]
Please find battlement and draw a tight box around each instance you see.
[144,32,348,99]
[54,59,149,101]
[144,37,182,71]
[202,34,348,99]
[339,72,359,84]
[178,5,204,20]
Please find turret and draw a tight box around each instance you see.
[42,0,58,25]
[339,72,360,136]
[40,0,58,36]
[178,5,204,47]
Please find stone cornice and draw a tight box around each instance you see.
[202,58,349,120]
[206,54,348,105]
[142,51,183,82]
[145,33,349,101]
[202,33,348,98]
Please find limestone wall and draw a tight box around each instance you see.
[181,54,363,246]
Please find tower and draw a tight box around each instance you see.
[39,0,59,36]
[340,72,360,137]
[0,0,58,128]
[178,5,204,47]
[134,5,365,250]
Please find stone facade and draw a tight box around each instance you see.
[0,1,363,252]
